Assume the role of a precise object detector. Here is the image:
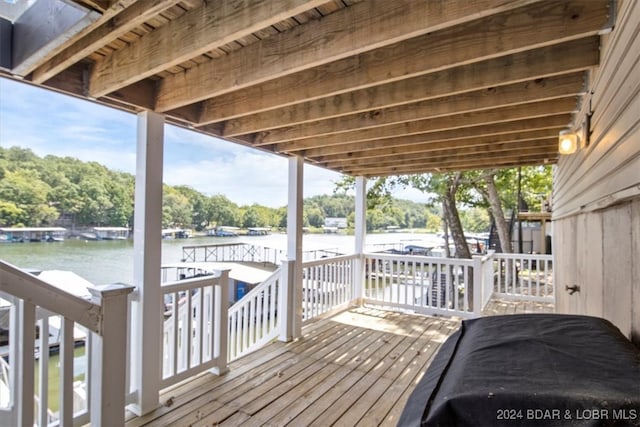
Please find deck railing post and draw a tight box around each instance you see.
[472,256,483,317]
[211,270,229,375]
[88,284,134,427]
[279,260,295,341]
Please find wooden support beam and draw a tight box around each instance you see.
[320,133,560,167]
[206,37,599,135]
[213,0,608,129]
[326,139,558,170]
[32,0,182,84]
[156,0,544,112]
[223,73,586,138]
[341,150,559,176]
[89,0,330,98]
[265,97,577,148]
[344,154,558,176]
[302,115,570,158]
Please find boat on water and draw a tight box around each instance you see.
[162,228,193,239]
[208,226,240,237]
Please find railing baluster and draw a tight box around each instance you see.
[38,317,50,427]
[171,291,178,377]
[59,317,74,427]
[16,300,36,427]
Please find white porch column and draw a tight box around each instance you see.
[280,156,304,341]
[354,176,367,303]
[130,111,164,415]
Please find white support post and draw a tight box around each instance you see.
[89,284,134,427]
[281,156,304,341]
[131,111,164,415]
[211,270,229,375]
[472,256,483,317]
[354,176,367,303]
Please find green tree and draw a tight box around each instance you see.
[163,186,192,227]
[0,169,58,225]
[242,205,262,228]
[305,206,325,228]
[207,194,240,227]
[0,201,26,226]
[460,207,490,233]
[174,185,209,230]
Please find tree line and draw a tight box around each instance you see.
[337,167,553,257]
[1,146,477,232]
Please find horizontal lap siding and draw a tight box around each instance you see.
[553,0,640,345]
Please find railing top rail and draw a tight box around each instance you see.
[364,252,475,266]
[488,252,553,261]
[228,267,281,315]
[0,260,101,333]
[160,271,228,294]
[182,242,250,250]
[302,254,358,268]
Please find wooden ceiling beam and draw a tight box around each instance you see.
[89,0,329,98]
[319,133,560,167]
[337,149,559,177]
[264,97,576,148]
[224,73,586,139]
[205,37,599,136]
[323,140,558,170]
[301,115,570,158]
[344,154,557,176]
[32,0,182,85]
[214,0,608,131]
[155,0,544,112]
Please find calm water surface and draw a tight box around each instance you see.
[0,233,435,285]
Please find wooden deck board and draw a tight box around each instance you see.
[126,299,554,427]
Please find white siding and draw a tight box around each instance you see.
[553,0,640,345]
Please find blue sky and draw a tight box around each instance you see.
[0,77,428,207]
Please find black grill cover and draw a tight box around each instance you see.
[398,314,640,427]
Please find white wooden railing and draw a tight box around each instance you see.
[0,261,132,427]
[363,253,481,318]
[181,242,341,265]
[160,270,229,389]
[487,252,554,301]
[228,269,281,362]
[301,255,358,322]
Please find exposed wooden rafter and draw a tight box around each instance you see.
[0,0,613,176]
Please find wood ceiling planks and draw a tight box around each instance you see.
[3,0,614,176]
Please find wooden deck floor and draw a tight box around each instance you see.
[126,299,554,427]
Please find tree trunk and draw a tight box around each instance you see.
[443,174,471,259]
[484,173,512,253]
[441,200,451,258]
[442,174,473,311]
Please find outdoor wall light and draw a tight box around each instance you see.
[558,130,579,155]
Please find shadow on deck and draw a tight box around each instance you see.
[126,298,554,427]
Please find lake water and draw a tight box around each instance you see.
[0,233,439,286]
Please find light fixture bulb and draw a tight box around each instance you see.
[558,131,578,155]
